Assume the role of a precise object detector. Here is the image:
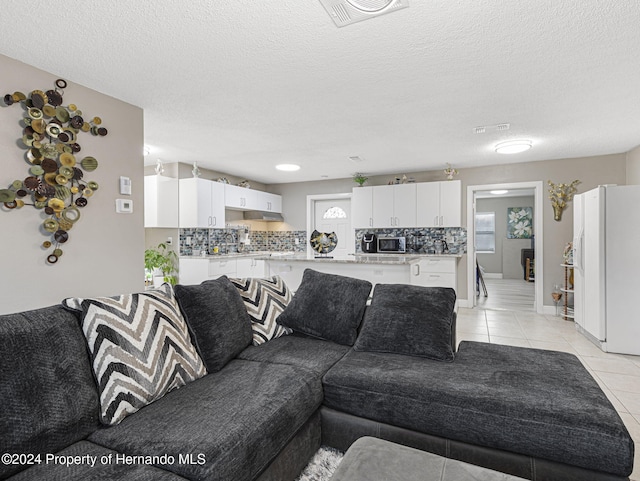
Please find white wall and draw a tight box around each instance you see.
[627,144,640,185]
[0,54,144,314]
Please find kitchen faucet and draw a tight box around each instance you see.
[222,232,234,254]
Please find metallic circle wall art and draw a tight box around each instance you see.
[2,79,108,264]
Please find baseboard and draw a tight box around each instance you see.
[483,273,503,279]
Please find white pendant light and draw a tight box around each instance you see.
[495,140,532,154]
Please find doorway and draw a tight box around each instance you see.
[306,193,354,258]
[467,181,544,313]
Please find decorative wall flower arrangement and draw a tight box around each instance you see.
[1,79,107,264]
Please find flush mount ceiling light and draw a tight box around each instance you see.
[495,140,532,154]
[276,164,301,172]
[319,0,409,27]
[490,190,509,195]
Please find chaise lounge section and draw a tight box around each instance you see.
[0,269,634,481]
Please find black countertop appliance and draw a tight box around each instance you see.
[361,233,377,253]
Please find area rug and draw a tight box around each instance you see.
[295,445,344,481]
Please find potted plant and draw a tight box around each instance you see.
[352,173,368,187]
[144,243,178,286]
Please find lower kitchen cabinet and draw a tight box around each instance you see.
[179,257,266,285]
[410,257,457,290]
[236,258,266,278]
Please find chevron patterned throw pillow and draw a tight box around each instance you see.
[62,284,207,425]
[229,276,293,345]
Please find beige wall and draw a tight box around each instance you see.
[627,144,640,185]
[270,154,627,305]
[0,54,144,315]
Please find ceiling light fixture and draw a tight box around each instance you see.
[276,164,301,172]
[490,190,508,195]
[319,0,408,27]
[495,140,532,154]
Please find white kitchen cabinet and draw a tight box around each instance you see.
[410,257,457,290]
[351,186,374,228]
[225,184,258,210]
[144,175,179,228]
[372,184,416,228]
[255,191,282,213]
[416,180,461,227]
[208,258,237,278]
[179,178,225,228]
[236,258,266,277]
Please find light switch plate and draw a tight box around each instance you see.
[115,198,133,213]
[119,176,132,195]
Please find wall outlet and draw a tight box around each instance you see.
[166,237,173,245]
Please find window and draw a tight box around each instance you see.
[323,206,347,219]
[475,212,495,253]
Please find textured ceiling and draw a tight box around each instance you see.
[2,0,640,184]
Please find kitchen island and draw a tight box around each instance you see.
[179,252,461,293]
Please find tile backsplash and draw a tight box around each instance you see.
[355,227,467,254]
[179,228,307,255]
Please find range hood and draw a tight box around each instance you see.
[243,210,284,222]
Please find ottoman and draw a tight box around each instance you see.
[330,437,526,481]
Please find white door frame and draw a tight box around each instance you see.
[306,193,353,258]
[466,181,544,313]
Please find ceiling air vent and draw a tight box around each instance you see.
[319,0,409,27]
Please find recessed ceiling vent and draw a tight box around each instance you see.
[319,0,409,27]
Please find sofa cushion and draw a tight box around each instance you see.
[229,275,293,345]
[89,359,323,481]
[6,440,188,481]
[354,284,456,361]
[174,276,252,371]
[0,306,101,480]
[238,334,350,377]
[277,269,371,346]
[62,284,207,425]
[322,341,634,477]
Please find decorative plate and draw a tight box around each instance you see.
[310,230,338,254]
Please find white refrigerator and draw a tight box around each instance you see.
[573,185,640,355]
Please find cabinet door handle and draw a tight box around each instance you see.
[412,264,420,276]
[369,218,373,227]
[212,216,217,226]
[390,217,393,226]
[434,216,438,226]
[395,217,399,226]
[439,216,443,226]
[208,216,212,226]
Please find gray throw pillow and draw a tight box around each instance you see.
[174,276,252,372]
[277,269,372,346]
[354,284,457,361]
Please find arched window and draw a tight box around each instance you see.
[323,206,347,219]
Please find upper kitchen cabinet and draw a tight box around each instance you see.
[255,191,282,213]
[179,178,225,228]
[225,184,257,210]
[416,180,461,227]
[372,184,418,228]
[144,175,179,228]
[352,184,417,228]
[352,186,374,228]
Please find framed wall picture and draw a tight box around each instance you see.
[507,207,533,239]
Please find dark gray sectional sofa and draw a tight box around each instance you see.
[0,269,634,481]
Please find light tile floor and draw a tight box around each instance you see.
[457,307,640,480]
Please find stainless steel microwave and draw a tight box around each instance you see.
[377,236,406,253]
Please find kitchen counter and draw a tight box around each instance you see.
[180,252,462,264]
